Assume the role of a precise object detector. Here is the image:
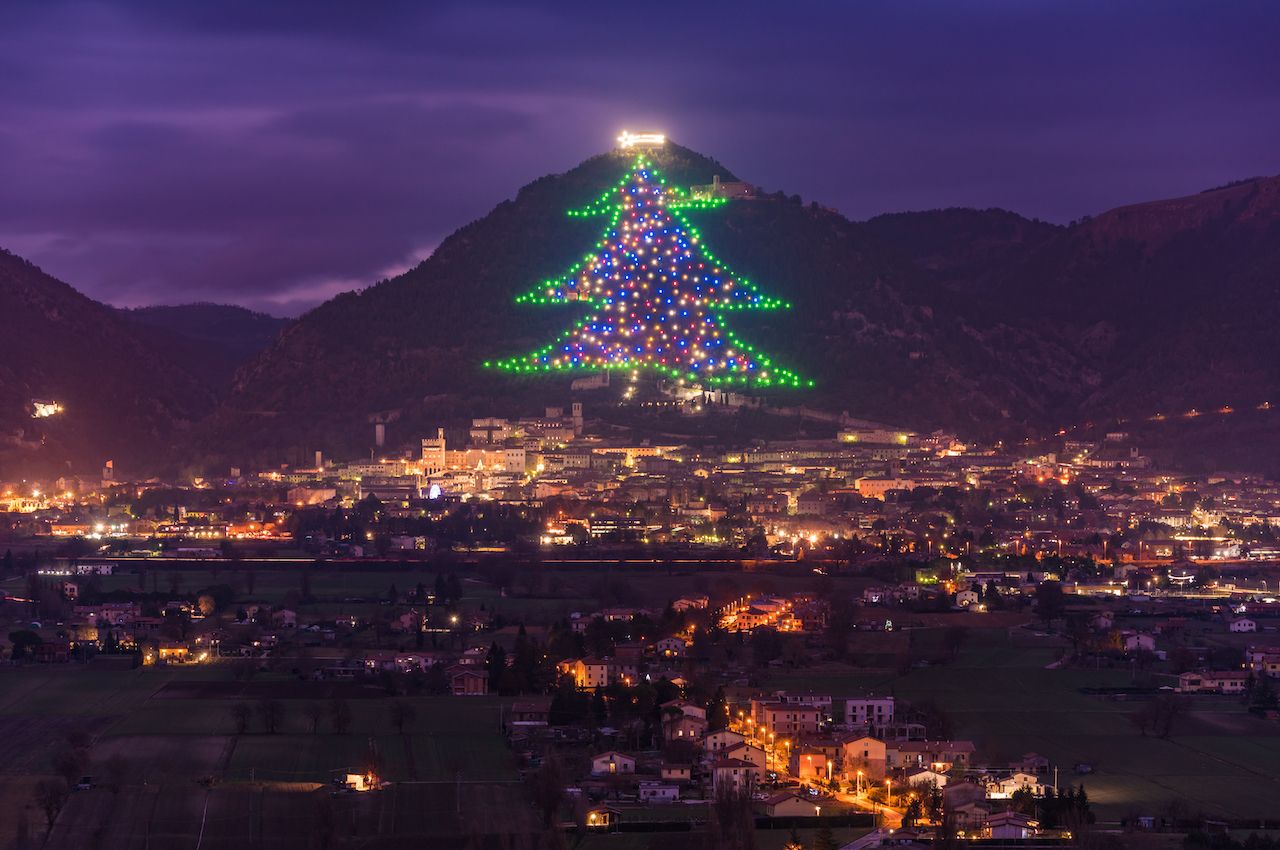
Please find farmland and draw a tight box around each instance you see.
[767,628,1280,823]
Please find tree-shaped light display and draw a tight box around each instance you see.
[489,155,808,388]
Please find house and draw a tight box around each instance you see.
[1229,618,1257,633]
[1010,752,1050,775]
[562,657,616,690]
[671,595,710,611]
[988,772,1043,799]
[763,791,821,818]
[843,697,894,730]
[591,751,636,776]
[955,589,980,608]
[1177,670,1249,694]
[790,750,832,782]
[906,768,949,789]
[638,781,680,803]
[585,806,620,831]
[1122,631,1157,653]
[704,728,747,755]
[987,810,1039,839]
[509,700,552,725]
[887,740,975,771]
[448,666,489,696]
[661,763,692,783]
[1247,647,1280,679]
[671,596,710,611]
[711,758,757,794]
[271,608,297,628]
[753,699,823,737]
[724,742,767,773]
[656,636,689,658]
[36,641,71,663]
[839,735,887,780]
[661,700,708,741]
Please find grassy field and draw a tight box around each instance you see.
[766,628,1280,822]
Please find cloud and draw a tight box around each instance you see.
[0,1,1277,314]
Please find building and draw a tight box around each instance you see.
[1177,670,1249,694]
[704,729,748,755]
[839,735,887,780]
[987,811,1039,839]
[421,428,447,473]
[790,750,832,782]
[854,477,917,500]
[753,700,823,738]
[1229,618,1257,633]
[763,791,821,818]
[638,781,680,803]
[988,772,1044,799]
[1247,647,1280,679]
[843,697,894,730]
[591,751,636,777]
[661,764,692,784]
[562,657,616,690]
[661,701,708,741]
[711,758,757,794]
[448,666,489,696]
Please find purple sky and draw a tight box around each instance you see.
[2,1,1277,315]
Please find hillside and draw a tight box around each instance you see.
[0,251,216,478]
[119,304,289,389]
[969,175,1280,418]
[8,143,1276,474]
[208,143,1094,466]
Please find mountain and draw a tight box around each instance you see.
[208,143,1102,466]
[970,176,1280,418]
[10,142,1273,473]
[119,304,289,389]
[0,251,217,478]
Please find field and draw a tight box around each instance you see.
[768,628,1280,822]
[0,662,527,846]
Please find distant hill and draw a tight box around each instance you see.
[119,303,289,389]
[206,143,1093,465]
[0,251,216,477]
[205,145,1280,469]
[6,144,1278,474]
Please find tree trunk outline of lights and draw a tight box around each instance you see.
[488,154,810,388]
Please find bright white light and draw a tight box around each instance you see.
[617,130,666,149]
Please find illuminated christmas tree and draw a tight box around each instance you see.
[490,154,809,388]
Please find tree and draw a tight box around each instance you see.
[390,700,416,734]
[1034,581,1065,626]
[258,699,284,734]
[34,779,68,830]
[902,797,924,827]
[104,754,129,793]
[8,629,41,661]
[529,754,566,828]
[303,701,325,734]
[812,826,837,850]
[707,785,756,850]
[486,643,508,695]
[230,702,252,734]
[329,699,352,734]
[493,153,807,389]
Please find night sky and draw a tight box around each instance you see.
[2,1,1277,315]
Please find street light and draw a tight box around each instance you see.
[885,779,892,807]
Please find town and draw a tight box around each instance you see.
[2,395,1279,849]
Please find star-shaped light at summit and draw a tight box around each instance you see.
[491,154,809,388]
